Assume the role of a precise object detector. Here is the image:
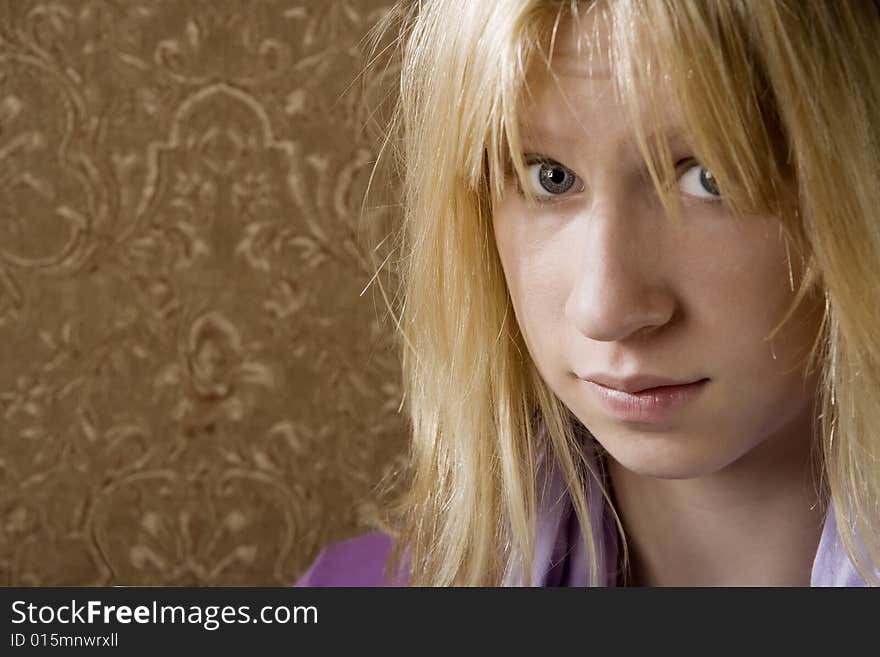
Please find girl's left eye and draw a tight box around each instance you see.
[677,161,721,201]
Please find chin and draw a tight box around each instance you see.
[612,459,715,480]
[597,432,740,480]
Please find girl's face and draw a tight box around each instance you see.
[492,21,824,479]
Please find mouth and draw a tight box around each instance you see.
[583,373,709,394]
[584,378,710,423]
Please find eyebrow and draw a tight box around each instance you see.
[519,121,693,152]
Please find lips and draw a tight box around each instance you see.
[584,373,708,394]
[583,377,710,423]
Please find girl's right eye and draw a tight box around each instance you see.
[522,158,584,200]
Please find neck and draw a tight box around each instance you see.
[606,412,826,587]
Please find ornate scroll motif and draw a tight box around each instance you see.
[0,0,404,586]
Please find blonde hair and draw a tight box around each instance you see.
[364,0,880,586]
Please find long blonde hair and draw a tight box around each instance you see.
[365,0,880,586]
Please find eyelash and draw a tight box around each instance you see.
[516,154,723,206]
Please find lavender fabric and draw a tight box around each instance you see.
[295,531,399,587]
[295,504,866,587]
[296,434,870,587]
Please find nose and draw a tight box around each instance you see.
[565,198,677,343]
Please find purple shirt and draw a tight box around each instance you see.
[296,441,871,586]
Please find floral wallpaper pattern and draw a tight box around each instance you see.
[0,0,406,586]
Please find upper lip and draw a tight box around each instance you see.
[583,373,707,394]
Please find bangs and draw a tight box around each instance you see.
[612,2,796,223]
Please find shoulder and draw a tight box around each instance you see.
[294,531,403,587]
[811,504,876,587]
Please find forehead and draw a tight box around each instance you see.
[519,11,683,148]
[544,7,615,79]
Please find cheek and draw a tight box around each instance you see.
[683,223,822,439]
[502,252,568,364]
[687,224,814,373]
[493,205,570,362]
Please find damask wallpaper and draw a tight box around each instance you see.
[0,0,408,586]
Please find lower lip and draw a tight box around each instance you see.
[586,379,709,423]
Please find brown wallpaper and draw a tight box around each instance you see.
[0,0,408,586]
